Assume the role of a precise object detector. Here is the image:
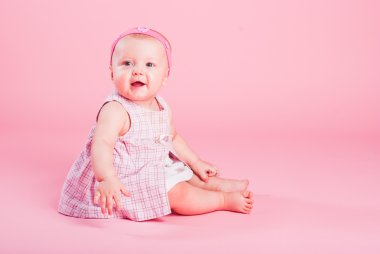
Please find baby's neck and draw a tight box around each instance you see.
[132,97,161,111]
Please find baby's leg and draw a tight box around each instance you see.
[168,181,253,215]
[187,174,249,192]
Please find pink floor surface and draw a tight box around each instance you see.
[1,1,379,253]
[1,130,379,254]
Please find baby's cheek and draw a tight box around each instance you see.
[114,73,129,87]
[114,68,130,78]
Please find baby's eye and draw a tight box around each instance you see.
[146,62,155,67]
[123,61,133,66]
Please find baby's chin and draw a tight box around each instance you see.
[118,89,152,102]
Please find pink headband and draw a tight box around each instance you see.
[110,27,172,75]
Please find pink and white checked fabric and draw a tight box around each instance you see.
[58,91,173,221]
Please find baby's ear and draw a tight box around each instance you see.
[162,69,170,86]
[162,76,168,87]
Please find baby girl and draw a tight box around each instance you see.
[58,27,253,221]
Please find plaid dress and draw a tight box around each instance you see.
[58,91,176,221]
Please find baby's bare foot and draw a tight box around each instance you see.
[216,179,249,192]
[222,191,254,214]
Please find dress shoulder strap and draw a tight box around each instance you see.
[155,95,169,111]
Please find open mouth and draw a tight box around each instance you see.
[131,81,146,87]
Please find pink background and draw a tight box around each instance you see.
[1,0,379,253]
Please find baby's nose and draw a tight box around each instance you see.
[132,66,143,76]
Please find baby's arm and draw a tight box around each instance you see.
[168,106,218,182]
[91,101,131,215]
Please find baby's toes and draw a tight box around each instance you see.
[248,191,254,200]
[242,206,251,214]
[241,191,250,198]
[245,203,253,210]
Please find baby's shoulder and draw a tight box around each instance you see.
[102,100,126,112]
[96,101,131,136]
[97,101,130,123]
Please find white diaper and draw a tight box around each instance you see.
[164,155,193,192]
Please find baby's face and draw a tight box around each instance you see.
[110,36,169,104]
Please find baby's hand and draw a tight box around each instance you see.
[93,175,131,216]
[190,159,219,183]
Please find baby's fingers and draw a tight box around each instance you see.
[94,191,100,205]
[113,194,121,212]
[100,195,107,215]
[198,171,209,182]
[106,194,114,215]
[120,186,131,197]
[214,166,221,176]
[207,166,219,176]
